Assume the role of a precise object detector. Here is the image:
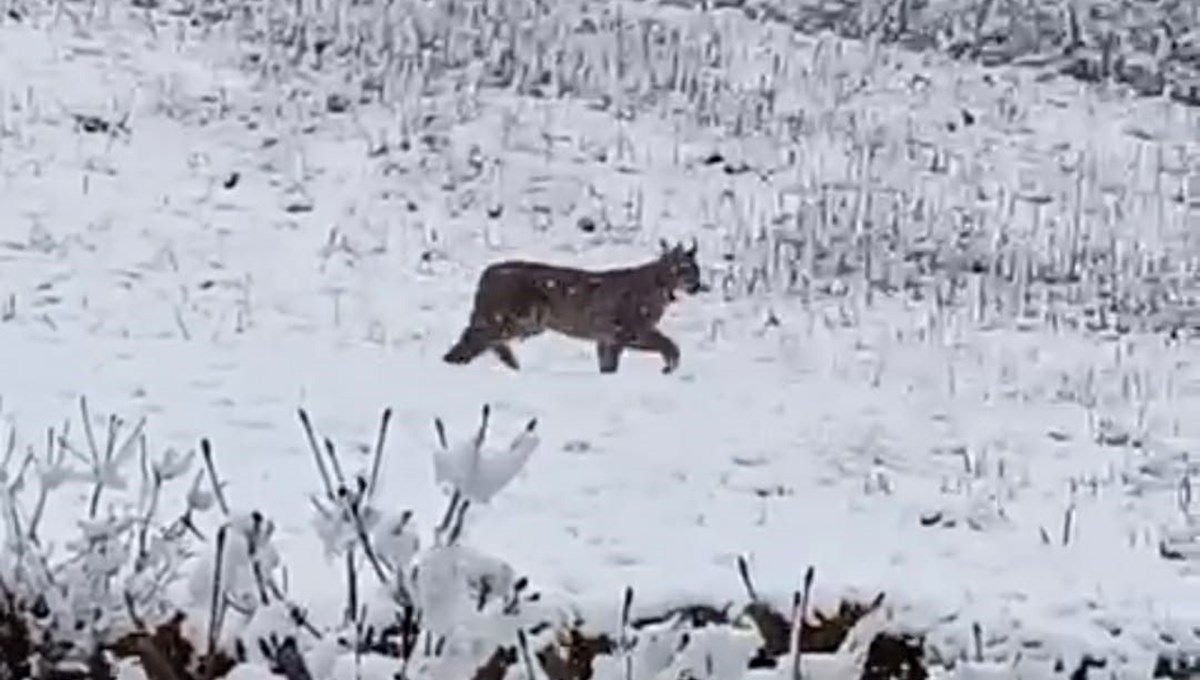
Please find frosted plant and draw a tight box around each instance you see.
[0,400,227,677]
[653,619,763,680]
[432,404,540,506]
[188,511,283,615]
[353,405,544,679]
[371,510,420,576]
[0,397,553,677]
[586,610,791,680]
[411,542,518,640]
[592,616,686,680]
[280,405,546,679]
[421,405,540,631]
[300,408,425,615]
[311,476,385,559]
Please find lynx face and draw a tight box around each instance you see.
[659,239,706,295]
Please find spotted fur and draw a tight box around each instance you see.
[443,240,707,374]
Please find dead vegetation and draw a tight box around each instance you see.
[0,586,915,680]
[0,404,917,680]
[536,628,616,680]
[737,0,1200,106]
[109,613,238,680]
[0,589,31,680]
[0,598,238,680]
[458,591,912,680]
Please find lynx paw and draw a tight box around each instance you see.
[443,348,470,364]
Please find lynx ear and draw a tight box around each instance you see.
[686,238,697,256]
[659,238,671,253]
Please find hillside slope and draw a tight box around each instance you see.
[1,0,1200,678]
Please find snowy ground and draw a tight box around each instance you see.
[3,0,1200,678]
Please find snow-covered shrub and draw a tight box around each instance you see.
[0,396,922,680]
[0,398,222,676]
[0,398,543,679]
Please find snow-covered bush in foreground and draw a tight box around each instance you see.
[0,397,221,677]
[0,397,943,680]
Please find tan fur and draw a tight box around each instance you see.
[443,240,706,374]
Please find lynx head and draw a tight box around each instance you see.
[658,238,706,295]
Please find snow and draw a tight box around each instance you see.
[1,0,1200,677]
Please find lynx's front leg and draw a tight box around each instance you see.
[625,329,680,374]
[596,341,624,374]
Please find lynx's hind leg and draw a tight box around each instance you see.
[447,273,549,370]
[490,343,521,371]
[443,322,524,371]
[443,325,493,365]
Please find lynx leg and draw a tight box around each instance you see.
[490,343,521,371]
[443,326,493,365]
[625,329,681,374]
[596,341,624,374]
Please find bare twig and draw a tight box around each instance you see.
[201,439,230,516]
[736,554,759,602]
[367,407,392,498]
[323,437,346,489]
[433,417,449,451]
[298,408,334,500]
[207,525,229,661]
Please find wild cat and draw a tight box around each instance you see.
[443,239,707,374]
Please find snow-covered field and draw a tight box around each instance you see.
[2,0,1200,677]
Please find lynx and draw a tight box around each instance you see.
[443,240,707,374]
